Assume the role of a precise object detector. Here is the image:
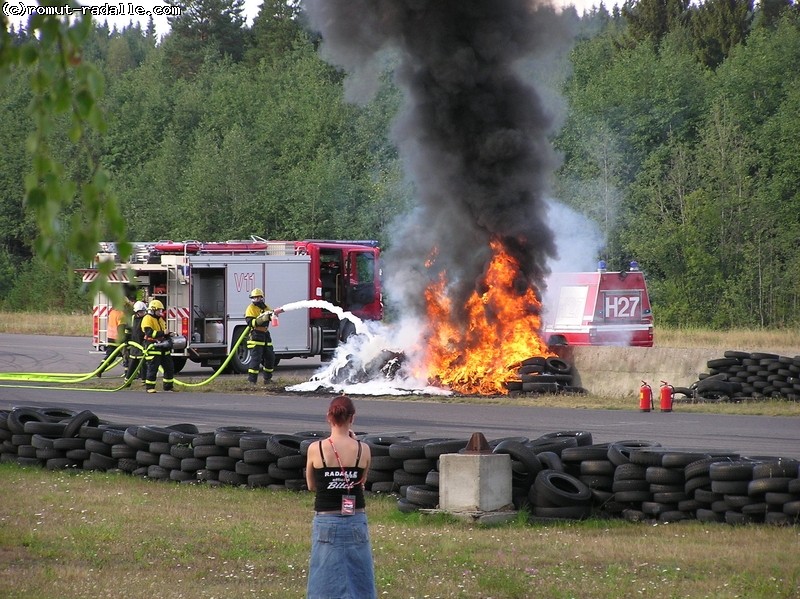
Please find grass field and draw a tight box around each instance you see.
[1,464,798,599]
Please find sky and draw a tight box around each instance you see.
[6,0,603,39]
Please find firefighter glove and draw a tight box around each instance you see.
[255,312,271,326]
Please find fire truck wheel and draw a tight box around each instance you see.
[172,357,187,374]
[339,320,357,343]
[230,327,252,374]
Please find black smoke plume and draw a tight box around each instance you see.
[303,0,573,325]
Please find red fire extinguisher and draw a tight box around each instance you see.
[639,381,653,412]
[659,381,674,412]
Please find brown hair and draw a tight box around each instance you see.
[327,395,355,426]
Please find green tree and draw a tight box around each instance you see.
[621,0,690,47]
[163,0,247,76]
[246,0,305,65]
[691,0,754,68]
[1,7,130,309]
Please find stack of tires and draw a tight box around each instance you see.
[361,435,408,493]
[504,357,584,395]
[2,406,799,527]
[676,351,800,402]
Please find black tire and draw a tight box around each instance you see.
[709,460,757,481]
[7,408,48,434]
[580,460,615,476]
[711,480,750,495]
[362,435,410,457]
[276,454,306,470]
[181,457,206,472]
[266,434,303,458]
[528,436,579,456]
[370,455,403,471]
[230,326,252,374]
[63,410,99,438]
[193,444,227,458]
[531,470,592,508]
[723,350,751,360]
[172,357,187,373]
[53,437,86,451]
[218,469,248,486]
[613,463,647,481]
[389,440,432,460]
[405,484,439,508]
[403,458,437,474]
[215,426,262,447]
[366,469,395,484]
[135,425,173,443]
[748,477,792,495]
[545,357,572,375]
[493,440,542,486]
[537,431,593,447]
[707,358,741,369]
[612,478,650,492]
[517,365,544,375]
[536,451,564,473]
[752,459,800,479]
[393,469,427,487]
[607,440,661,466]
[424,439,468,459]
[239,434,273,451]
[236,461,270,476]
[522,382,561,394]
[425,470,440,488]
[645,467,685,485]
[561,445,610,462]
[205,456,238,471]
[24,421,67,436]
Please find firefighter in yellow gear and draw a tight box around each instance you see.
[244,288,283,384]
[141,299,176,393]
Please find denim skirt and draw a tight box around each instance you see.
[306,512,377,599]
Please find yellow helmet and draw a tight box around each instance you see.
[249,288,264,299]
[148,299,164,311]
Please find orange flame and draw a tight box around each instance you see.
[422,239,552,395]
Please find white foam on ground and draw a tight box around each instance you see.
[279,308,450,396]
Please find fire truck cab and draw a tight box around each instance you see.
[80,237,382,373]
[542,261,653,347]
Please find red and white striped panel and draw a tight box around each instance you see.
[93,305,110,318]
[82,271,130,283]
[167,307,191,320]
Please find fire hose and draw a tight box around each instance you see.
[0,327,253,391]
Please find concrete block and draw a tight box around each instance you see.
[439,453,512,512]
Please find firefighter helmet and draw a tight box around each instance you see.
[249,288,264,299]
[133,301,147,312]
[148,299,164,311]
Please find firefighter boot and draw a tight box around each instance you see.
[248,373,258,385]
[263,371,273,384]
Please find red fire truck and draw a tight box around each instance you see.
[79,237,383,372]
[542,262,653,347]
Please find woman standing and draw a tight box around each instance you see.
[305,395,377,599]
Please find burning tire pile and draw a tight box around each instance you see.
[2,407,799,526]
[674,351,800,403]
[504,356,586,395]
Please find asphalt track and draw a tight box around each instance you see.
[1,334,799,459]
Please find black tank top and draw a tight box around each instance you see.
[313,440,366,512]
